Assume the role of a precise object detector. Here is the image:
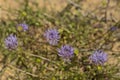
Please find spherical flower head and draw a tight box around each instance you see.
[89,50,107,65]
[5,34,18,50]
[17,23,28,31]
[44,29,60,45]
[58,45,74,62]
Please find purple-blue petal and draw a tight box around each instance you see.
[5,34,18,50]
[44,29,60,45]
[90,50,107,65]
[17,23,28,31]
[58,45,74,62]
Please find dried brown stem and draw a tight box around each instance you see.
[8,65,38,77]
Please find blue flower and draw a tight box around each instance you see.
[89,50,107,65]
[5,34,18,50]
[58,45,74,62]
[17,23,28,31]
[109,26,117,31]
[44,29,60,45]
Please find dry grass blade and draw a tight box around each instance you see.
[8,65,39,77]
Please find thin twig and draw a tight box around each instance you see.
[27,53,59,66]
[67,0,81,9]
[8,65,38,77]
[105,0,110,22]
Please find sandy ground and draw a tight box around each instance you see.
[0,0,120,20]
[0,0,67,10]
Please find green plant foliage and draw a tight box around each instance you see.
[0,0,120,80]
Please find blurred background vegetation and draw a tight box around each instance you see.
[0,0,120,80]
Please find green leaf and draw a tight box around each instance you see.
[97,66,102,71]
[58,28,63,33]
[36,58,41,63]
[74,48,79,56]
[52,77,56,80]
[22,11,27,17]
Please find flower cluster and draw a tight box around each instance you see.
[5,34,18,50]
[44,29,60,45]
[17,23,28,31]
[58,45,74,62]
[44,28,74,62]
[89,50,107,65]
[4,23,29,50]
[5,24,109,65]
